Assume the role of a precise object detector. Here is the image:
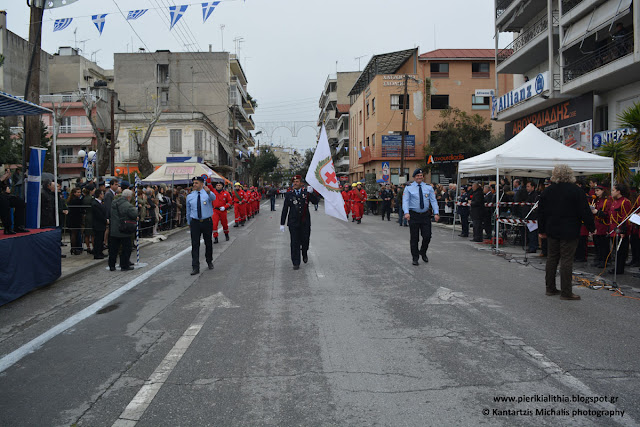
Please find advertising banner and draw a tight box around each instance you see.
[381,135,416,157]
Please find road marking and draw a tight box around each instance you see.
[113,293,237,426]
[0,223,233,374]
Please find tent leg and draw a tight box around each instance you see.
[496,168,500,253]
[452,173,460,237]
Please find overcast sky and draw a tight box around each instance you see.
[5,0,509,150]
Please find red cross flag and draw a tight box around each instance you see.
[305,126,348,221]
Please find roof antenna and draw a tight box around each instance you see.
[434,24,436,50]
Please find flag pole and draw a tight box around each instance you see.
[135,172,140,266]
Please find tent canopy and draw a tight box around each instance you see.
[0,91,52,116]
[141,162,226,185]
[458,123,613,178]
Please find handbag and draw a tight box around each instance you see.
[117,201,137,234]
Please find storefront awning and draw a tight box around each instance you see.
[563,0,632,49]
[0,91,52,117]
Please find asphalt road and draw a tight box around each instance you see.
[0,200,639,426]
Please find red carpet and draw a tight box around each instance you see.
[0,228,53,241]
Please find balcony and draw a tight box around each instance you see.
[497,12,559,74]
[186,149,214,162]
[562,0,584,14]
[497,0,548,32]
[563,32,638,93]
[57,125,94,134]
[59,155,80,164]
[335,157,349,169]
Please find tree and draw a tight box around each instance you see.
[617,101,640,161]
[0,119,22,164]
[292,148,314,177]
[248,150,279,184]
[137,99,163,176]
[598,140,633,184]
[431,107,493,157]
[78,89,111,176]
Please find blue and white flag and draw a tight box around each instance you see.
[201,2,220,23]
[53,18,73,32]
[92,14,107,35]
[170,5,188,30]
[127,9,148,20]
[82,154,88,169]
[26,147,47,229]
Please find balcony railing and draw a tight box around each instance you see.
[498,13,557,64]
[59,155,81,164]
[562,0,583,14]
[496,0,516,18]
[563,33,634,84]
[58,125,93,134]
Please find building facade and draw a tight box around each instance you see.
[317,72,360,179]
[494,0,640,152]
[114,51,255,181]
[48,46,114,93]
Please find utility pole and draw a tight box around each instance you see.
[110,93,115,176]
[232,106,237,182]
[22,2,45,184]
[400,74,409,183]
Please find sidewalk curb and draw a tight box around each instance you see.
[58,226,186,282]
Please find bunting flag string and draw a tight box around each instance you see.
[53,18,73,32]
[92,14,107,35]
[127,9,148,20]
[202,1,221,23]
[169,5,189,30]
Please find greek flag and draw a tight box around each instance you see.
[201,2,220,23]
[92,14,107,35]
[26,148,47,229]
[53,18,73,32]
[82,153,88,169]
[169,5,188,30]
[127,9,148,20]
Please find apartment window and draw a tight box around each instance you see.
[366,136,370,147]
[595,105,609,132]
[157,64,169,84]
[170,129,183,153]
[129,130,142,159]
[430,62,449,78]
[159,88,169,106]
[60,116,72,133]
[372,133,376,147]
[431,95,449,110]
[472,62,490,78]
[194,129,204,154]
[372,97,376,114]
[366,102,370,118]
[391,94,410,110]
[359,111,362,124]
[472,95,491,110]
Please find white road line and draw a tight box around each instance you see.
[113,293,237,426]
[0,222,232,374]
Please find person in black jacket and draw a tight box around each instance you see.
[457,185,470,237]
[92,189,108,259]
[470,182,484,242]
[538,165,595,300]
[40,180,57,228]
[380,184,393,221]
[482,185,495,240]
[280,175,320,270]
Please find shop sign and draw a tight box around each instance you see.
[428,153,466,164]
[592,127,637,149]
[382,74,418,87]
[382,162,390,181]
[475,89,495,97]
[492,72,549,118]
[381,135,416,157]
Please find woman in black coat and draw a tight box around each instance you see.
[67,187,84,255]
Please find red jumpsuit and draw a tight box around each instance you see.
[351,188,367,221]
[252,189,259,215]
[232,187,246,224]
[212,188,233,238]
[342,189,351,217]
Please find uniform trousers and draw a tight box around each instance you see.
[409,210,432,260]
[352,202,364,220]
[459,210,469,236]
[344,202,351,217]
[593,234,609,263]
[381,202,391,220]
[234,203,245,223]
[613,235,629,273]
[93,227,105,255]
[108,235,132,269]
[190,218,213,269]
[289,224,311,266]
[212,209,229,237]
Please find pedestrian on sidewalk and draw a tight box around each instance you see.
[92,189,107,259]
[280,175,319,270]
[403,169,439,266]
[538,164,595,300]
[187,176,216,275]
[108,189,138,271]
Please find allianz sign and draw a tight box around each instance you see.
[492,72,549,119]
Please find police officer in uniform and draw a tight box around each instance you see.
[186,176,216,275]
[403,168,439,265]
[280,175,319,270]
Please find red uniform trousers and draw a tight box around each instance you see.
[352,202,364,220]
[234,203,246,223]
[212,209,229,237]
[344,202,351,217]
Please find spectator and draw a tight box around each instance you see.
[92,189,107,259]
[457,185,470,237]
[109,188,138,271]
[380,184,393,221]
[470,182,484,242]
[40,180,57,228]
[67,188,84,255]
[538,164,595,300]
[483,184,494,241]
[396,183,408,227]
[82,185,95,254]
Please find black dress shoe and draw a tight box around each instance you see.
[225,234,229,241]
[190,268,200,275]
[15,226,29,233]
[545,289,561,296]
[61,254,67,258]
[121,266,134,271]
[4,229,16,235]
[357,219,361,224]
[233,224,239,228]
[109,266,116,271]
[421,253,428,263]
[60,242,68,247]
[94,254,105,259]
[214,237,219,244]
[293,265,300,270]
[207,261,214,270]
[303,253,308,263]
[412,259,419,266]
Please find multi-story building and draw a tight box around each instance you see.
[114,50,255,181]
[49,46,114,93]
[317,72,360,179]
[494,0,640,152]
[419,49,512,183]
[348,48,511,184]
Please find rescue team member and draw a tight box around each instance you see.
[403,168,439,266]
[211,181,232,243]
[232,182,246,227]
[352,182,367,224]
[349,183,358,222]
[280,175,319,270]
[342,183,351,218]
[608,183,632,275]
[187,176,216,275]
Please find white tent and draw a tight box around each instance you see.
[458,123,613,178]
[455,123,613,252]
[141,162,227,185]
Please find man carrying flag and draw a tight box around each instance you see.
[280,175,319,270]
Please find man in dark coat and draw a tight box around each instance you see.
[482,185,495,240]
[457,185,470,237]
[92,189,108,259]
[280,175,319,270]
[538,165,595,300]
[470,182,484,242]
[108,189,138,271]
[40,180,57,228]
[380,184,393,221]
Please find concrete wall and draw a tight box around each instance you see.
[49,54,113,93]
[336,72,361,105]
